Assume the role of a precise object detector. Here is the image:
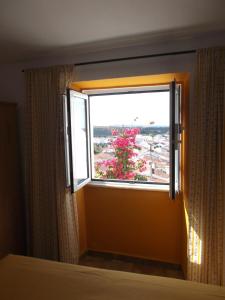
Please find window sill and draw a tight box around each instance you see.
[87,181,169,192]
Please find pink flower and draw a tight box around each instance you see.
[112,129,119,136]
[96,128,143,180]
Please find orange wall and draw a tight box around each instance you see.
[70,73,189,91]
[75,188,87,255]
[84,186,183,264]
[72,73,189,269]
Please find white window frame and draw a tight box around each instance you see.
[65,82,181,198]
[66,89,91,192]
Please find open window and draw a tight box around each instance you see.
[65,82,181,198]
[169,80,181,199]
[66,89,91,192]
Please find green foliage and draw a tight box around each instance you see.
[134,174,148,181]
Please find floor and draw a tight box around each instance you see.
[79,251,184,280]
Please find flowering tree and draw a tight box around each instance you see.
[95,128,147,180]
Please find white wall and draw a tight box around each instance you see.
[75,52,196,81]
[1,30,224,103]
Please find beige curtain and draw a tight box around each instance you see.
[187,48,225,285]
[25,65,79,264]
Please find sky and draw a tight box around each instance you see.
[90,91,169,127]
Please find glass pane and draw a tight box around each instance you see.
[175,85,181,192]
[90,91,170,184]
[70,94,88,186]
[169,82,181,199]
[63,96,71,187]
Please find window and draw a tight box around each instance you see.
[66,90,90,192]
[89,87,169,185]
[65,82,181,199]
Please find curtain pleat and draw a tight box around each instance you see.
[187,47,225,285]
[25,65,79,263]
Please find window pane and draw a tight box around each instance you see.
[70,95,88,186]
[63,96,71,187]
[90,91,170,184]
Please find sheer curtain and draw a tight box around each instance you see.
[187,47,225,285]
[25,65,79,263]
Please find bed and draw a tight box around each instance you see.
[0,254,225,300]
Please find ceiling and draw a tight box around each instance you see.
[1,0,225,63]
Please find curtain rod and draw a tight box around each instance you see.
[22,49,196,72]
[74,49,196,67]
